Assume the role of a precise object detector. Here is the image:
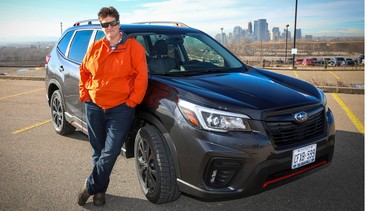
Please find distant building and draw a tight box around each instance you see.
[282,28,290,40]
[233,26,243,42]
[305,35,313,40]
[254,19,269,42]
[271,27,280,41]
[296,29,302,40]
[248,21,253,35]
[215,32,228,44]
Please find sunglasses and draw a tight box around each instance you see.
[100,20,120,28]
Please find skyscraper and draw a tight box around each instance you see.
[271,27,280,41]
[254,19,269,42]
[248,21,253,35]
[296,29,302,40]
[233,26,243,41]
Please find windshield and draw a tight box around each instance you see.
[132,32,246,75]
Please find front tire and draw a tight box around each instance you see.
[134,124,181,204]
[50,90,76,135]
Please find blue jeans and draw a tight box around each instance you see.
[84,101,135,194]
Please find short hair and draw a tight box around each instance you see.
[98,6,120,21]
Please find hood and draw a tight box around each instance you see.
[152,68,322,113]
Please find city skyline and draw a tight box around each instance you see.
[221,18,303,43]
[0,0,365,42]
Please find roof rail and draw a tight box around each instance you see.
[132,21,190,28]
[73,19,99,26]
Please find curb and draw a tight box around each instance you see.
[317,86,364,94]
[0,76,45,81]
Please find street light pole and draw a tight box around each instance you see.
[285,24,289,64]
[292,0,298,69]
[221,27,224,44]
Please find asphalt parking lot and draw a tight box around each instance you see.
[0,69,365,210]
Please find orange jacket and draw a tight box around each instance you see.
[79,34,148,109]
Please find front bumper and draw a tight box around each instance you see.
[171,108,335,200]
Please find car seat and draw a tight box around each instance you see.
[148,40,176,74]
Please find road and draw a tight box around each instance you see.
[0,79,365,210]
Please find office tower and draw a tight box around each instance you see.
[233,26,243,41]
[254,19,269,42]
[271,27,280,41]
[248,21,253,35]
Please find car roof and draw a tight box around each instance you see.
[68,22,201,34]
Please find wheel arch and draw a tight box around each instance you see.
[46,78,62,106]
[126,110,182,179]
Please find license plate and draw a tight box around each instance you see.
[291,144,317,169]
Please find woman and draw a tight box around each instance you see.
[77,6,148,206]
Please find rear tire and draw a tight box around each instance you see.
[50,90,76,135]
[134,124,181,204]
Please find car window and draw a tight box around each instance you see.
[183,36,225,67]
[140,33,244,75]
[95,30,105,41]
[68,30,93,63]
[57,31,74,55]
[134,35,150,56]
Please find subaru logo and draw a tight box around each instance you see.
[294,112,309,123]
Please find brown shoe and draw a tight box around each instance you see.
[93,193,106,206]
[77,181,91,206]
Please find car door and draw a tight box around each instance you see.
[63,29,105,126]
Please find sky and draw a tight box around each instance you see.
[0,0,365,42]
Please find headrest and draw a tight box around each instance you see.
[153,40,168,56]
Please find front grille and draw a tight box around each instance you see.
[265,106,326,149]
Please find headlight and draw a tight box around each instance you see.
[178,99,252,132]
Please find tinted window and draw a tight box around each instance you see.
[57,31,74,55]
[135,36,150,56]
[68,30,93,63]
[95,30,105,41]
[141,33,244,75]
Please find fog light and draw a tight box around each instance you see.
[210,170,217,183]
[204,158,242,188]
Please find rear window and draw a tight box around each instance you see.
[95,30,105,41]
[57,31,74,55]
[68,30,93,63]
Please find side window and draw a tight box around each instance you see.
[135,36,146,47]
[68,30,93,63]
[95,30,105,41]
[135,36,150,56]
[57,31,74,55]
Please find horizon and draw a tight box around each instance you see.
[0,34,365,45]
[0,0,365,43]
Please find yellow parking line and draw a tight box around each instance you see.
[0,88,44,100]
[331,93,364,134]
[329,71,340,80]
[12,119,51,134]
[294,70,299,78]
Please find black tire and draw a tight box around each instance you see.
[50,90,76,135]
[134,124,181,204]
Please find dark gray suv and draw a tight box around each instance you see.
[45,20,335,204]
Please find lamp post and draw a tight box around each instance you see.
[292,0,298,69]
[220,27,224,44]
[285,24,289,64]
